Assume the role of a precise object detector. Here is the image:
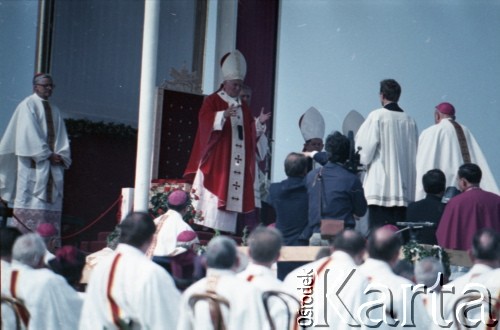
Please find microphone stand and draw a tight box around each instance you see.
[395,221,435,243]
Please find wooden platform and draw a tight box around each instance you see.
[238,246,472,268]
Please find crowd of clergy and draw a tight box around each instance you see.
[1,210,499,329]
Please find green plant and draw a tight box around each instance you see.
[402,240,451,276]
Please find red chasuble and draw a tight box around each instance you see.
[184,92,256,213]
[436,188,500,250]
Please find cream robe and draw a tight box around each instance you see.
[358,258,431,329]
[0,259,20,330]
[146,209,198,257]
[0,93,71,209]
[355,107,418,207]
[7,261,82,330]
[177,268,268,330]
[238,263,297,330]
[80,243,180,329]
[440,263,494,326]
[415,118,499,200]
[283,250,370,329]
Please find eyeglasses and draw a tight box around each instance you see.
[36,84,55,89]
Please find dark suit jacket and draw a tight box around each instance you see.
[406,194,445,245]
[267,177,309,246]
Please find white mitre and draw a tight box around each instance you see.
[299,106,325,141]
[221,50,247,81]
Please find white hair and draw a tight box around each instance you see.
[12,233,47,268]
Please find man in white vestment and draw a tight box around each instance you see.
[9,233,82,330]
[355,79,418,230]
[283,230,370,329]
[414,257,448,329]
[440,229,499,328]
[238,226,299,329]
[0,73,71,242]
[358,227,431,329]
[415,102,499,200]
[0,226,23,329]
[80,212,180,329]
[184,50,269,234]
[145,190,198,258]
[177,236,268,330]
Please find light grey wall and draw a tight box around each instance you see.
[273,0,500,186]
[50,0,198,126]
[0,0,38,133]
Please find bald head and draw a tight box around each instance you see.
[367,227,402,263]
[471,228,500,266]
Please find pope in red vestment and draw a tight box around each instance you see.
[436,163,500,251]
[184,50,256,233]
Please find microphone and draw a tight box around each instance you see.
[396,222,435,228]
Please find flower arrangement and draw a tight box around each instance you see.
[402,240,451,276]
[148,180,202,224]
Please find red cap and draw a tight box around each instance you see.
[36,223,57,237]
[177,230,197,242]
[436,102,455,116]
[167,190,188,206]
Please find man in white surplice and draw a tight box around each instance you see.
[145,190,198,258]
[177,236,268,330]
[80,212,180,329]
[358,227,431,329]
[9,233,83,330]
[283,230,369,330]
[415,102,499,200]
[238,226,299,330]
[0,73,71,241]
[355,79,418,230]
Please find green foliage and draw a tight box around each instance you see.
[64,118,137,138]
[402,240,451,276]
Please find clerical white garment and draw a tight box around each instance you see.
[80,243,180,329]
[440,263,493,326]
[146,209,198,257]
[466,268,500,329]
[0,259,19,330]
[177,268,268,330]
[238,263,297,330]
[0,93,71,209]
[358,258,431,329]
[355,108,418,206]
[283,250,369,329]
[415,118,499,200]
[8,261,82,330]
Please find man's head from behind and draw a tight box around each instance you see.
[325,131,350,164]
[0,227,22,262]
[367,227,402,266]
[167,190,190,213]
[205,236,237,270]
[435,102,456,123]
[36,223,58,253]
[118,212,156,252]
[415,257,445,290]
[423,169,446,196]
[470,228,500,267]
[331,230,366,265]
[247,226,283,267]
[284,152,308,178]
[379,79,401,103]
[12,233,47,268]
[240,84,252,106]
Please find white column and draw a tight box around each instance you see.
[133,0,160,212]
[202,0,238,94]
